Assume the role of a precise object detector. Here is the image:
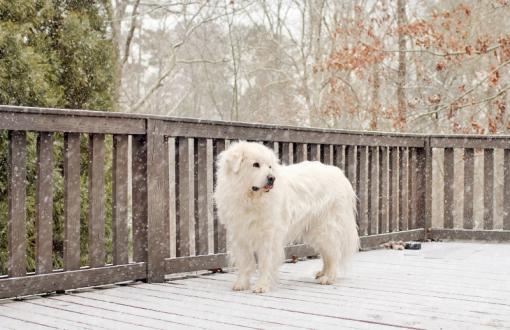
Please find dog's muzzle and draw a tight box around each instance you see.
[263,175,275,192]
[252,175,276,192]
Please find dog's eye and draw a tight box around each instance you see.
[269,165,272,169]
[253,162,260,168]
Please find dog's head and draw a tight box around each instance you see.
[217,141,279,194]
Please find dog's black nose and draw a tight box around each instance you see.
[267,175,275,184]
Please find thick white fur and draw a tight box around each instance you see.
[214,141,359,293]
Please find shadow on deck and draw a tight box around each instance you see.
[1,242,509,330]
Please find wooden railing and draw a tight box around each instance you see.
[0,105,508,299]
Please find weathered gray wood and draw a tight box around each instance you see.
[8,131,27,277]
[483,149,494,230]
[0,105,429,146]
[8,298,152,329]
[504,149,510,230]
[165,243,320,275]
[146,120,167,282]
[0,263,146,299]
[429,229,510,242]
[443,148,454,229]
[80,285,340,329]
[166,254,229,274]
[389,147,399,232]
[162,137,171,258]
[112,135,129,265]
[63,133,81,271]
[284,244,317,259]
[308,144,319,161]
[321,145,333,164]
[0,110,145,134]
[168,138,178,258]
[168,242,510,330]
[416,143,432,233]
[196,139,209,256]
[36,132,53,274]
[345,146,361,233]
[0,315,50,329]
[295,143,306,162]
[156,120,426,148]
[358,146,369,236]
[360,229,426,250]
[345,145,357,189]
[399,148,409,231]
[176,137,192,257]
[0,304,95,329]
[4,241,510,329]
[379,147,389,233]
[430,136,510,149]
[463,148,474,229]
[131,135,148,263]
[262,141,273,150]
[334,145,345,171]
[280,142,290,165]
[369,147,379,235]
[273,141,279,158]
[404,148,415,229]
[213,140,227,254]
[36,295,197,329]
[408,148,417,230]
[88,134,105,268]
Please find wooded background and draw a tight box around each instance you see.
[2,1,509,133]
[110,0,510,134]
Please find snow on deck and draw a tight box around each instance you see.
[1,242,509,329]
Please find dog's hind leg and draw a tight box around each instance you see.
[304,224,343,285]
[314,241,339,285]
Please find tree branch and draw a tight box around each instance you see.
[365,42,501,57]
[122,0,141,66]
[413,58,510,120]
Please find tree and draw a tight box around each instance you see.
[320,0,510,134]
[0,0,116,274]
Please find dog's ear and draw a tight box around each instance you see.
[228,151,244,173]
[219,150,244,174]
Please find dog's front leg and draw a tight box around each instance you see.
[253,241,283,293]
[231,241,256,291]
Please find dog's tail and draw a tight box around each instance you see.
[337,178,360,272]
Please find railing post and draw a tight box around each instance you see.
[146,119,167,282]
[132,134,148,265]
[416,137,432,237]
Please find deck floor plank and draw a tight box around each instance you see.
[92,284,370,329]
[1,242,509,329]
[0,314,54,329]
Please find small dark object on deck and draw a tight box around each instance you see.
[404,242,422,250]
[209,268,224,273]
[290,256,298,263]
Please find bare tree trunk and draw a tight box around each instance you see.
[397,0,407,131]
[102,0,122,111]
[371,64,380,130]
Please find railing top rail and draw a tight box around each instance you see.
[1,105,510,144]
[0,105,423,137]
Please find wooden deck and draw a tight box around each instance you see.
[1,242,509,330]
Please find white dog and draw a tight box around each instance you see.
[214,141,359,293]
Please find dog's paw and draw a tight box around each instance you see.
[315,270,324,279]
[252,285,269,294]
[317,275,335,285]
[232,280,250,291]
